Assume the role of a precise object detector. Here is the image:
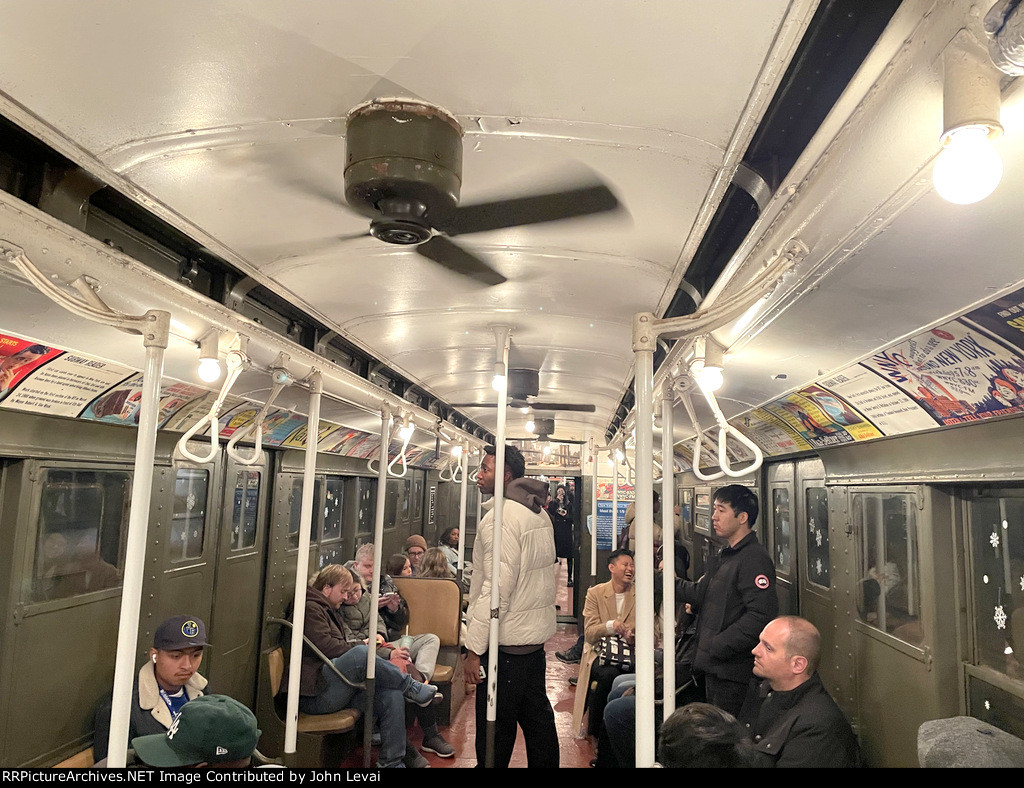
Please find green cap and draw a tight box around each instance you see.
[132,695,261,766]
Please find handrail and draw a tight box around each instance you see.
[266,617,365,690]
[175,347,247,463]
[676,383,725,481]
[227,355,294,465]
[698,383,764,477]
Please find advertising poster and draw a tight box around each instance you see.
[162,393,242,434]
[217,402,262,438]
[597,480,634,501]
[1,350,132,417]
[318,428,361,454]
[259,411,307,446]
[282,421,341,449]
[0,333,64,405]
[860,320,1024,425]
[80,374,207,427]
[963,284,1024,352]
[740,409,813,454]
[760,387,882,448]
[818,365,938,435]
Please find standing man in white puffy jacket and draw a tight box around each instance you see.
[463,443,558,767]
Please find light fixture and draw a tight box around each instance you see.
[934,42,1004,205]
[520,406,530,414]
[614,448,625,462]
[399,416,415,441]
[542,444,552,456]
[690,335,724,392]
[451,444,463,458]
[197,331,222,383]
[525,419,536,433]
[492,361,507,392]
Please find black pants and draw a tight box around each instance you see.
[587,663,629,738]
[703,673,749,717]
[474,649,558,768]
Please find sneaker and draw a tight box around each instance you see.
[569,676,578,686]
[371,732,382,747]
[556,646,582,664]
[403,679,439,707]
[404,745,430,769]
[421,734,455,758]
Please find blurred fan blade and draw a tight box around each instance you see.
[435,183,620,237]
[529,402,597,412]
[416,236,507,286]
[449,403,500,409]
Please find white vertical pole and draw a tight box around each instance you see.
[363,405,391,766]
[612,460,619,550]
[633,314,657,767]
[284,371,322,755]
[457,445,468,580]
[485,326,511,767]
[590,442,598,581]
[106,323,168,768]
[660,381,676,719]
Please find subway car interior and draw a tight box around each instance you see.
[3,0,1024,769]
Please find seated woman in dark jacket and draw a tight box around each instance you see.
[93,615,211,763]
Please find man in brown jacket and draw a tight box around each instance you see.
[287,564,436,768]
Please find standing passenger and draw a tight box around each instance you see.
[678,484,778,715]
[463,444,558,767]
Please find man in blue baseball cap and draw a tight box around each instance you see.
[93,615,211,763]
[132,695,260,768]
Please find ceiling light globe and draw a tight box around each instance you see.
[933,126,1002,205]
[197,357,222,383]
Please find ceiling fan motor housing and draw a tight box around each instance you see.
[345,98,463,243]
[508,368,540,399]
[532,417,556,437]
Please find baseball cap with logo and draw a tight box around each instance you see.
[152,615,210,651]
[131,695,261,766]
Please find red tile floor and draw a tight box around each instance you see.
[341,559,595,768]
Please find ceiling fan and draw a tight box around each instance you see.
[451,368,597,413]
[508,417,588,445]
[336,97,621,286]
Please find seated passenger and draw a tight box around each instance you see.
[131,694,260,768]
[339,564,454,761]
[289,564,437,769]
[658,703,754,768]
[93,615,211,763]
[437,527,460,576]
[387,553,413,578]
[571,549,636,740]
[738,615,860,767]
[351,543,408,641]
[404,535,427,576]
[418,547,454,579]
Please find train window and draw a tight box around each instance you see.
[853,492,921,644]
[355,477,376,538]
[967,674,1024,740]
[31,468,130,602]
[772,488,792,573]
[967,494,1024,681]
[230,470,260,550]
[287,477,322,550]
[804,487,830,589]
[322,477,344,542]
[411,472,424,522]
[171,468,209,561]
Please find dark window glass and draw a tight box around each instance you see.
[323,477,343,541]
[772,487,792,574]
[230,470,260,550]
[171,468,209,561]
[968,673,1024,740]
[288,477,322,550]
[854,492,921,643]
[969,495,1024,679]
[32,469,130,601]
[805,487,830,589]
[356,478,376,538]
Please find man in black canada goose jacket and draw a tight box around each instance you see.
[679,484,777,715]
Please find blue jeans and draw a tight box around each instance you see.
[609,672,636,701]
[298,645,410,768]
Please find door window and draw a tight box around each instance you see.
[171,468,209,561]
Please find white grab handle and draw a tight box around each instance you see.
[175,350,246,463]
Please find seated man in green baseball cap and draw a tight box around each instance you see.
[131,695,261,768]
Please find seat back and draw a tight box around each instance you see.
[392,577,461,645]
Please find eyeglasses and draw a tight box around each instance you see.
[408,549,425,556]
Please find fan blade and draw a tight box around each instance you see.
[529,402,597,412]
[416,236,507,286]
[435,183,620,237]
[449,403,500,409]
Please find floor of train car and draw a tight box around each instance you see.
[338,560,594,768]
